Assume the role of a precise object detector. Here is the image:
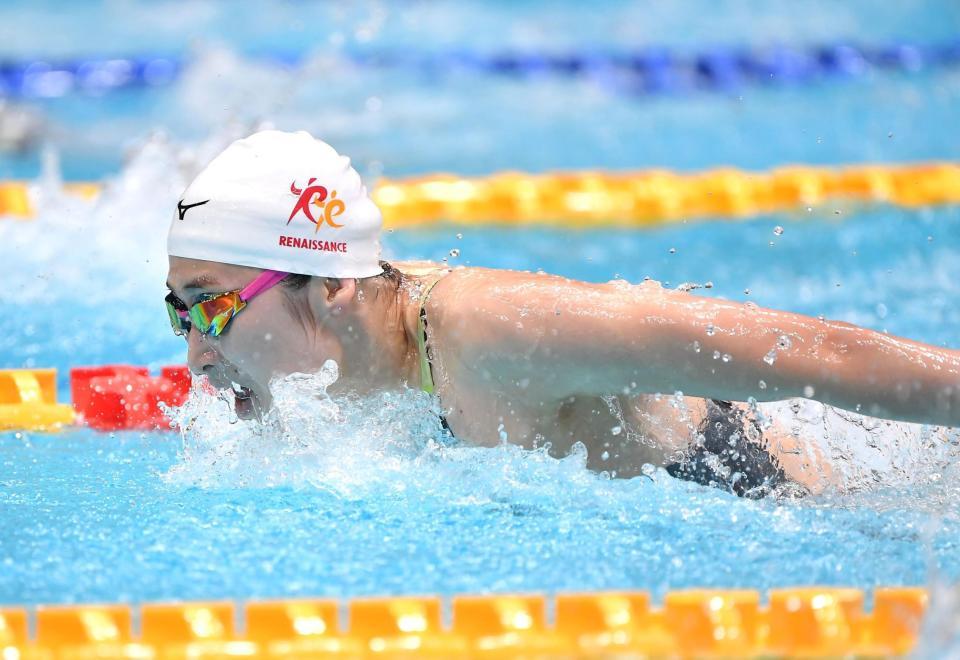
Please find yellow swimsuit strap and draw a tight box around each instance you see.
[417,276,446,394]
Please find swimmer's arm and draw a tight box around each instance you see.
[458,275,960,427]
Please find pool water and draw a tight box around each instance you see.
[2,0,960,613]
[2,1,960,180]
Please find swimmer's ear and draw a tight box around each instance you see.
[310,277,358,316]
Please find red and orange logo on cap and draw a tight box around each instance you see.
[288,179,346,232]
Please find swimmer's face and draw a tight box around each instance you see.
[166,256,346,420]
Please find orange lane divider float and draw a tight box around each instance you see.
[0,181,99,217]
[70,365,191,431]
[2,162,959,226]
[0,369,75,431]
[0,365,191,432]
[1,587,929,657]
[374,162,960,227]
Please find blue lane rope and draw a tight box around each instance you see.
[1,40,958,99]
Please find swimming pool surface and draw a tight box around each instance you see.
[2,0,960,610]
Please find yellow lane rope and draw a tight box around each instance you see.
[0,369,74,432]
[1,587,926,656]
[2,163,959,226]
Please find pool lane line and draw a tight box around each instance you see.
[0,366,191,433]
[0,369,74,432]
[2,162,959,226]
[1,39,959,99]
[0,588,927,656]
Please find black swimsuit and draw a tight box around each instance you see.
[665,399,788,498]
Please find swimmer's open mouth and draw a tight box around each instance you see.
[229,382,258,420]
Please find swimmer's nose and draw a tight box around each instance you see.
[185,327,220,376]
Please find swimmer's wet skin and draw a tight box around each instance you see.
[166,130,960,498]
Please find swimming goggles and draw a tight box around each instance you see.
[165,270,289,338]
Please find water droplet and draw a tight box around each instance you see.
[449,248,460,258]
[601,450,610,460]
[721,353,732,363]
[668,247,676,254]
[777,335,792,350]
[744,288,751,295]
[610,426,622,436]
[806,206,813,213]
[773,225,784,236]
[691,340,701,353]
[758,379,767,390]
[927,235,933,242]
[834,209,842,215]
[713,350,721,360]
[705,324,715,336]
[803,385,815,398]
[456,232,463,239]
[704,281,713,289]
[763,350,777,365]
[875,303,888,319]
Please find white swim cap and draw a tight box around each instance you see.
[167,130,383,278]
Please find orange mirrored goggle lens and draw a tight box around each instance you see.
[165,291,247,337]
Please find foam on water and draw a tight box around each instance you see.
[163,362,452,493]
[160,362,625,516]
[157,350,960,517]
[0,130,242,306]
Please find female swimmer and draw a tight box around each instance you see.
[165,131,960,497]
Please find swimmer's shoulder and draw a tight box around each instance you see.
[395,264,676,310]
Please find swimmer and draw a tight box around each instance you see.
[165,131,960,498]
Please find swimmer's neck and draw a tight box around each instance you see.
[321,273,425,395]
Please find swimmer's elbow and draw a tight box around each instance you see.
[822,321,859,363]
[808,321,877,391]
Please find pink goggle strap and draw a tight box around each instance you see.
[239,270,290,302]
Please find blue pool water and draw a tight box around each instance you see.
[2,1,960,180]
[2,0,960,609]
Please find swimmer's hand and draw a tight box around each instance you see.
[442,270,960,428]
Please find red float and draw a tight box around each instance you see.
[70,365,191,431]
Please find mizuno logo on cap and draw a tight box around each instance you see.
[177,199,210,220]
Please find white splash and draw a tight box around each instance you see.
[162,360,452,493]
[0,128,252,307]
[159,359,622,516]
